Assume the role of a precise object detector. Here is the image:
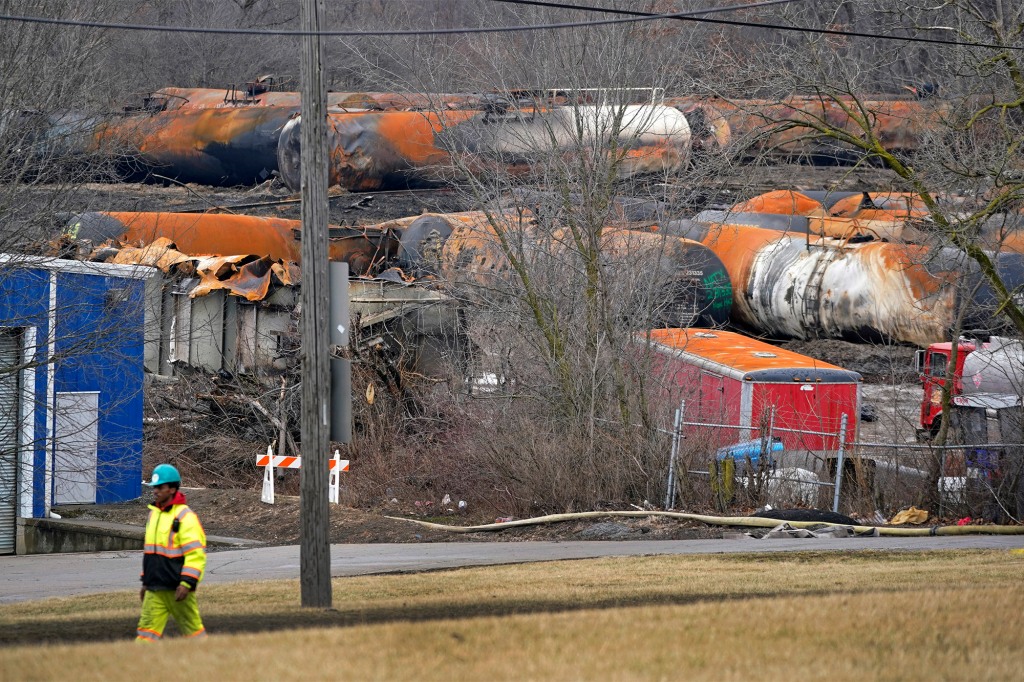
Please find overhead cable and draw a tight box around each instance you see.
[492,0,1024,52]
[0,0,799,37]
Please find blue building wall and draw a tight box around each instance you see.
[0,260,148,517]
[55,271,146,506]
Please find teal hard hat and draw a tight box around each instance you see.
[144,464,181,487]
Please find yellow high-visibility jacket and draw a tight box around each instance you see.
[141,493,207,591]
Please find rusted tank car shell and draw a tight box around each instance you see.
[788,190,930,222]
[443,104,691,178]
[665,219,955,345]
[397,212,732,329]
[277,110,479,191]
[278,104,690,191]
[671,100,731,154]
[66,211,398,275]
[736,190,930,222]
[666,96,943,162]
[668,217,1024,345]
[94,106,298,186]
[694,210,911,242]
[730,190,826,216]
[746,237,956,344]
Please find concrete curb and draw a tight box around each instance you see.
[17,518,262,554]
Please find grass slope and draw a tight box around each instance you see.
[2,550,1021,680]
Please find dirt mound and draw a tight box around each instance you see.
[779,339,918,383]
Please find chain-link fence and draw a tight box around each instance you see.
[659,401,1024,521]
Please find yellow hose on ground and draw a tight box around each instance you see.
[384,510,1024,536]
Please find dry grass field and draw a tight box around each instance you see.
[2,550,1022,681]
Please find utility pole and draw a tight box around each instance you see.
[298,0,332,608]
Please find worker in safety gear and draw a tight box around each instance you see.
[135,463,208,642]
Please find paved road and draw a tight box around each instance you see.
[2,536,1022,604]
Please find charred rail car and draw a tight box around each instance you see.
[666,96,944,163]
[725,190,1024,251]
[439,104,691,180]
[395,211,732,329]
[66,211,399,275]
[664,219,1024,346]
[92,106,299,186]
[277,109,480,191]
[693,208,922,243]
[277,104,691,191]
[730,190,929,221]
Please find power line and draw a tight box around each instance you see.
[493,0,1024,52]
[0,0,798,37]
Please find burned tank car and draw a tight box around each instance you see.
[397,212,732,329]
[637,232,732,329]
[438,104,691,179]
[695,210,811,233]
[664,218,958,346]
[92,105,297,186]
[277,110,477,192]
[396,214,454,275]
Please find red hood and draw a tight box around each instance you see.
[157,490,188,511]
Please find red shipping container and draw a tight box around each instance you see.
[643,329,861,462]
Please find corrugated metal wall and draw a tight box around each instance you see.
[0,331,22,554]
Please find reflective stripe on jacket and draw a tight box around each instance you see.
[141,502,207,591]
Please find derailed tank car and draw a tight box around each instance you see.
[92,106,299,186]
[664,219,1024,346]
[396,211,732,329]
[277,103,691,191]
[277,110,480,191]
[439,103,691,178]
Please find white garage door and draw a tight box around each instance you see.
[0,330,21,554]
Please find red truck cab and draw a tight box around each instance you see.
[916,340,976,439]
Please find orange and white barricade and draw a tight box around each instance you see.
[257,445,350,504]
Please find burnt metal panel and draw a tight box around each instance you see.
[69,211,399,277]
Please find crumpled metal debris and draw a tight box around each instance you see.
[96,238,298,301]
[107,236,194,273]
[190,255,298,301]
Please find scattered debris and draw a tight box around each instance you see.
[578,522,642,540]
[387,509,1024,536]
[889,506,929,525]
[762,522,877,539]
[765,468,822,508]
